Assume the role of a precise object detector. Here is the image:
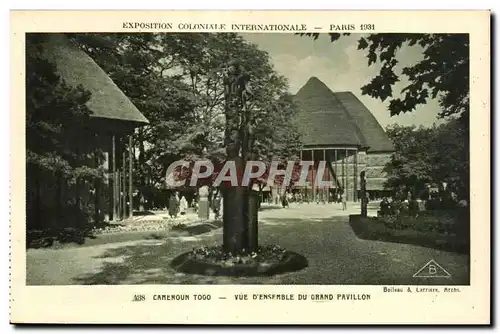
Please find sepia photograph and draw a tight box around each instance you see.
[9,9,492,325]
[25,31,471,286]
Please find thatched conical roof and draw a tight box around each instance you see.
[335,91,394,152]
[294,77,363,147]
[38,34,149,125]
[294,77,394,152]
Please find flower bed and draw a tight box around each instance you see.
[171,245,308,277]
[91,216,200,235]
[91,221,170,234]
[27,216,207,249]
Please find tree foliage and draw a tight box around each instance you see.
[384,119,469,199]
[299,33,469,120]
[70,33,198,197]
[26,34,106,229]
[27,35,102,179]
[69,33,302,201]
[300,32,470,200]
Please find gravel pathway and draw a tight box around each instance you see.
[26,203,468,285]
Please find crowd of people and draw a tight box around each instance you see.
[166,191,223,220]
[161,183,468,221]
[165,188,354,220]
[276,191,348,210]
[378,187,468,218]
[167,192,189,218]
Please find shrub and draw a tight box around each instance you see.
[380,209,462,235]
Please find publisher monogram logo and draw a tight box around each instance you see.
[413,260,452,278]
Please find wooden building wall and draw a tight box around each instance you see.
[296,148,393,201]
[364,152,392,191]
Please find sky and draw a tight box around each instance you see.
[240,33,443,129]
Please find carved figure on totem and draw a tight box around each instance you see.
[224,60,253,103]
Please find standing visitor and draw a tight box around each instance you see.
[281,192,289,208]
[401,199,410,215]
[179,195,188,215]
[380,197,390,216]
[213,193,222,220]
[450,191,458,204]
[168,192,180,218]
[341,194,347,211]
[192,197,199,213]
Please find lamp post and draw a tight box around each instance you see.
[360,171,367,217]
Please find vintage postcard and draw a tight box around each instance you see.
[10,10,490,324]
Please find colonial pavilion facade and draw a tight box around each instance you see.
[291,77,395,202]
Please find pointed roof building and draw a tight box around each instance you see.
[30,33,149,223]
[294,77,394,152]
[38,34,149,126]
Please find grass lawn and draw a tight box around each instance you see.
[27,214,469,285]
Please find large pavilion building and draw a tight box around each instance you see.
[292,77,395,202]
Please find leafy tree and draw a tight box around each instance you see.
[252,93,302,161]
[431,118,469,198]
[72,33,301,209]
[70,33,198,208]
[26,34,104,231]
[384,124,437,196]
[251,107,302,195]
[165,33,302,163]
[384,120,469,200]
[168,33,302,253]
[299,33,469,120]
[68,33,303,254]
[162,34,302,184]
[301,33,470,200]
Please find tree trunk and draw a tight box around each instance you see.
[247,189,259,252]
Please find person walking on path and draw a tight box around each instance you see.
[168,192,180,218]
[212,193,222,220]
[281,193,289,208]
[192,197,199,213]
[341,194,347,211]
[179,195,188,215]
